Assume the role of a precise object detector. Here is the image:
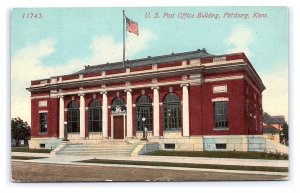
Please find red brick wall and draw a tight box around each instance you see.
[31,97,59,138]
[31,92,49,97]
[83,85,101,90]
[201,79,246,135]
[245,80,263,135]
[62,74,79,81]
[106,68,126,75]
[31,99,39,137]
[131,65,152,72]
[157,76,182,83]
[189,85,202,135]
[157,61,181,68]
[204,71,244,79]
[83,72,101,78]
[106,82,125,87]
[201,57,213,64]
[48,98,59,137]
[131,79,152,86]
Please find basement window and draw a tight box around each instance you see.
[164,143,175,150]
[39,144,46,149]
[216,143,227,150]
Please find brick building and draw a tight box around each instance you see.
[27,49,267,152]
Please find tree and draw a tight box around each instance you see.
[11,117,31,147]
[280,123,289,146]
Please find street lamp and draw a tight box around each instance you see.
[141,117,148,141]
[63,121,69,141]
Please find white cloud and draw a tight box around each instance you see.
[88,29,154,65]
[11,38,56,125]
[11,29,154,124]
[225,26,254,56]
[262,64,288,121]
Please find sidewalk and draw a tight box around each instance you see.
[11,152,289,177]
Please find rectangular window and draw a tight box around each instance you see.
[214,101,228,129]
[40,113,47,133]
[164,143,175,149]
[39,144,46,149]
[216,143,227,149]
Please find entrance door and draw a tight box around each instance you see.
[113,116,124,139]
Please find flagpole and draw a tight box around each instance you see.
[123,10,125,68]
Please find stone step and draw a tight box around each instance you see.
[66,145,134,148]
[62,148,133,151]
[62,150,131,154]
[65,147,134,151]
[62,152,131,156]
[63,149,133,153]
[67,140,133,145]
[64,146,134,150]
[60,141,139,156]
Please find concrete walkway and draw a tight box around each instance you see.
[11,152,289,177]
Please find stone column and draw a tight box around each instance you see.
[181,83,190,137]
[79,93,85,138]
[125,89,133,138]
[101,91,108,138]
[58,95,65,139]
[152,87,160,137]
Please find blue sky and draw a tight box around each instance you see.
[11,7,288,123]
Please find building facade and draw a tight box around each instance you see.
[263,113,287,144]
[27,49,266,151]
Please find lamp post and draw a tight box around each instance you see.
[63,121,69,141]
[141,117,148,141]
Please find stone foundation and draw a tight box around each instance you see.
[28,134,288,154]
[29,138,62,149]
[203,135,248,151]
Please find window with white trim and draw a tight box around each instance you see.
[67,100,80,133]
[39,113,47,133]
[214,101,228,129]
[136,95,152,131]
[163,93,182,131]
[88,99,102,132]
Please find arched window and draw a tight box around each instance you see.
[89,99,102,132]
[67,100,80,133]
[136,95,152,131]
[163,93,182,130]
[111,97,125,112]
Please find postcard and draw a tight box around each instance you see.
[11,7,288,182]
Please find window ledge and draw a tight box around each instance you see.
[213,127,229,131]
[163,129,182,132]
[39,132,48,135]
[89,132,102,134]
[136,130,153,133]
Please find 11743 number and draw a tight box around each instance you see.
[22,13,43,19]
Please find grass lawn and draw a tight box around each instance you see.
[145,150,288,160]
[79,159,288,173]
[11,156,47,160]
[11,147,52,153]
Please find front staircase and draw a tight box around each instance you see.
[58,140,138,157]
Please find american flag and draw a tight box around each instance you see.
[126,16,139,36]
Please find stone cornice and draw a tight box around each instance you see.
[27,59,265,93]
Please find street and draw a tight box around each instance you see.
[11,161,287,182]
